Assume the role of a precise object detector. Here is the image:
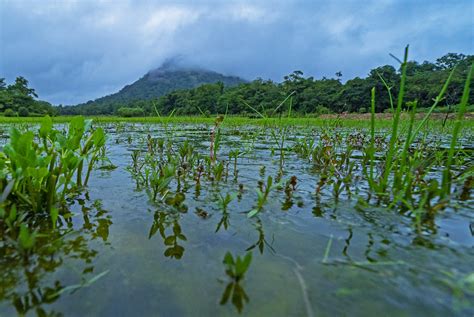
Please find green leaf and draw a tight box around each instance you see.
[235,252,252,277]
[267,176,273,189]
[223,252,234,266]
[247,208,260,218]
[8,204,17,222]
[47,270,110,299]
[164,236,175,245]
[93,128,106,147]
[19,224,35,249]
[50,207,58,229]
[39,115,53,139]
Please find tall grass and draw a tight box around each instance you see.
[441,64,474,197]
[367,46,473,208]
[381,45,409,192]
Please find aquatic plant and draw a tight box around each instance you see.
[0,116,107,245]
[0,197,111,316]
[218,192,237,212]
[248,176,281,218]
[215,192,237,232]
[210,115,224,164]
[364,47,473,215]
[149,163,175,201]
[220,251,252,313]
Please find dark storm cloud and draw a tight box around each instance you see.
[0,0,472,105]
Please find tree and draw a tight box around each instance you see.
[338,77,371,112]
[117,107,144,117]
[9,76,37,98]
[368,65,400,112]
[435,53,466,70]
[4,109,16,117]
[18,107,29,117]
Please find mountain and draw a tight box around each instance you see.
[61,63,245,115]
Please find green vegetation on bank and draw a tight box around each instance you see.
[1,115,473,130]
[2,53,472,119]
[59,52,473,117]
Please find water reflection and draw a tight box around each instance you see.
[0,198,112,316]
[342,227,353,258]
[148,209,187,259]
[78,198,113,243]
[246,220,275,254]
[215,209,230,233]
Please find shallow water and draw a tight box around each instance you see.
[1,123,473,316]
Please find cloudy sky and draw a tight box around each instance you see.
[0,0,473,105]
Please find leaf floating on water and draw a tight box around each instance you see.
[47,270,110,299]
[247,209,259,218]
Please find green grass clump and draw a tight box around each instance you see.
[365,46,473,214]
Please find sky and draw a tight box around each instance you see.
[0,0,473,105]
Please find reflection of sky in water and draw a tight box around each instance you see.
[0,123,473,316]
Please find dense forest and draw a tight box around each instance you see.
[62,53,473,117]
[0,77,56,117]
[1,53,472,117]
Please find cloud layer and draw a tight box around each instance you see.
[1,0,472,105]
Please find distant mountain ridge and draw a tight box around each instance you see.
[62,64,245,115]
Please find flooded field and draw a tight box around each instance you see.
[0,121,473,316]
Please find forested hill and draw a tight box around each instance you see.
[60,65,246,115]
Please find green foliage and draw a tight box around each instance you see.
[0,116,107,246]
[223,251,252,281]
[117,107,145,117]
[3,109,16,117]
[220,251,252,313]
[59,53,473,116]
[248,176,281,218]
[218,192,237,212]
[363,47,473,216]
[18,106,29,117]
[62,67,244,115]
[0,76,56,116]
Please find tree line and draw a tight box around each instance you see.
[72,53,470,117]
[0,77,57,117]
[2,53,472,117]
